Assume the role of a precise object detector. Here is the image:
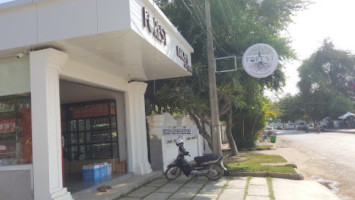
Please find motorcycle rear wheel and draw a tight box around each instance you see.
[165,166,182,180]
[206,164,224,181]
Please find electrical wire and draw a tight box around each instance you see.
[188,0,234,57]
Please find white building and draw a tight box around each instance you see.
[0,0,193,199]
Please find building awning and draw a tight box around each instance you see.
[0,0,193,82]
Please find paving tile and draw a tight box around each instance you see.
[247,185,269,196]
[156,182,184,193]
[203,177,228,187]
[118,198,141,200]
[249,177,268,186]
[194,176,209,182]
[173,176,192,184]
[227,178,248,189]
[170,187,200,199]
[143,192,170,200]
[128,186,158,198]
[193,193,218,200]
[190,176,209,183]
[245,196,270,200]
[212,177,228,186]
[184,179,208,188]
[146,178,169,187]
[235,176,248,180]
[218,188,244,200]
[170,198,191,200]
[199,181,225,194]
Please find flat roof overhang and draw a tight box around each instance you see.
[39,29,192,82]
[0,0,194,82]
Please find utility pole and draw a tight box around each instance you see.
[205,0,222,155]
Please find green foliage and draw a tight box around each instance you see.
[232,90,269,148]
[297,40,355,121]
[147,0,307,149]
[330,95,354,118]
[276,94,304,122]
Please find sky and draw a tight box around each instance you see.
[268,0,355,99]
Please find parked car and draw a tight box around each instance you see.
[286,123,294,129]
[296,122,308,131]
[321,117,334,129]
[276,123,283,130]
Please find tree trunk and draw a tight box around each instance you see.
[251,116,257,138]
[190,113,213,150]
[242,117,245,138]
[226,106,238,155]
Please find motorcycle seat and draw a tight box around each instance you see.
[194,154,221,166]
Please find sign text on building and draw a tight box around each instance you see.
[163,126,197,136]
[142,7,167,45]
[176,46,192,73]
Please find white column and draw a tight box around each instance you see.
[125,82,152,175]
[30,48,73,200]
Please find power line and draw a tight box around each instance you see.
[188,0,233,56]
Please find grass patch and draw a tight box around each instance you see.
[224,153,297,174]
[243,176,251,200]
[216,178,230,200]
[267,177,275,200]
[256,145,273,149]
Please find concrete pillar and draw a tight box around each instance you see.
[30,48,72,200]
[146,114,165,171]
[125,82,152,175]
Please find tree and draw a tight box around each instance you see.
[277,94,305,122]
[298,40,355,121]
[148,0,306,154]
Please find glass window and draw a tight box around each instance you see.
[0,93,31,166]
[61,100,119,161]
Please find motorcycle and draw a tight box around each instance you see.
[164,147,225,181]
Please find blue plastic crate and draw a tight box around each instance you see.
[83,164,101,181]
[100,163,109,178]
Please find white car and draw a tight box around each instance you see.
[286,123,294,129]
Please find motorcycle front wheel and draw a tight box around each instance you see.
[165,166,182,180]
[206,164,224,181]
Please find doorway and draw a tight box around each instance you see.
[59,80,127,193]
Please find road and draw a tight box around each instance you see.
[262,130,355,200]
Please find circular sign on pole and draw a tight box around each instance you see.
[242,43,279,78]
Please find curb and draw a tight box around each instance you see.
[332,129,355,134]
[222,147,275,152]
[239,147,274,151]
[225,171,304,180]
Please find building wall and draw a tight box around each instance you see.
[0,0,193,198]
[147,113,204,171]
[0,0,130,50]
[0,167,32,200]
[0,57,30,96]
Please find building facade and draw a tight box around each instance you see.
[0,0,193,199]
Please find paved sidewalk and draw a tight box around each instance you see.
[332,128,355,134]
[117,175,339,200]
